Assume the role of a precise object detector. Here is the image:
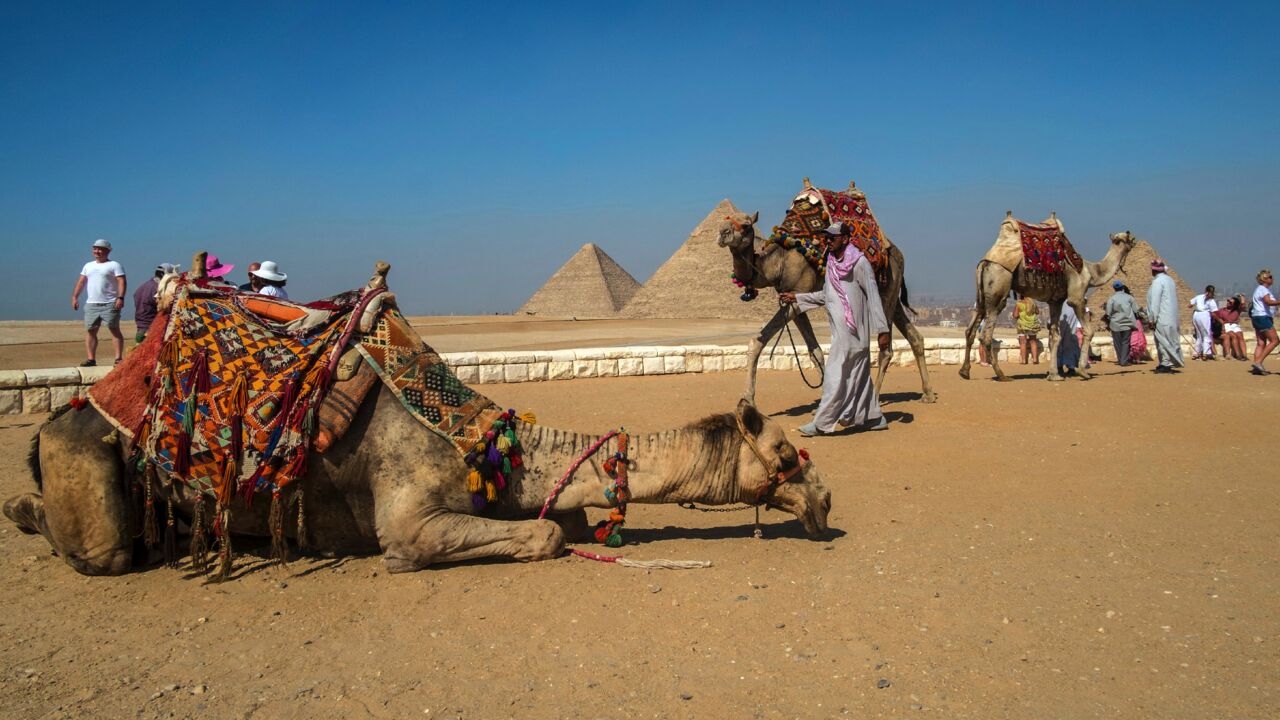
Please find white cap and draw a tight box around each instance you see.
[92,238,112,250]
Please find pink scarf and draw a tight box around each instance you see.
[826,243,865,334]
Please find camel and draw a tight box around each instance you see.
[4,262,831,578]
[959,211,1137,382]
[718,180,936,404]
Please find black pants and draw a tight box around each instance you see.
[1111,329,1132,366]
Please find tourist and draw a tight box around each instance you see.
[1104,281,1138,367]
[1057,303,1081,376]
[1250,269,1280,375]
[1131,315,1151,363]
[779,222,890,437]
[252,260,289,299]
[132,263,175,344]
[1012,292,1041,364]
[1146,259,1184,373]
[239,261,261,291]
[1188,285,1218,360]
[71,239,127,367]
[1213,295,1248,361]
[202,254,237,289]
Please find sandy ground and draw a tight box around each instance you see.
[2,358,1278,719]
[0,316,1006,371]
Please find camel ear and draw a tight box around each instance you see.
[750,211,759,225]
[736,398,765,437]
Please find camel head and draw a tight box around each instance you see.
[732,399,831,539]
[1110,230,1137,272]
[717,210,759,252]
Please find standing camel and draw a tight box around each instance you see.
[959,211,1136,382]
[717,181,936,404]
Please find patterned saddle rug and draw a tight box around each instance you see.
[1018,221,1083,275]
[766,186,892,284]
[89,279,526,573]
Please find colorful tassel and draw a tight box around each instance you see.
[174,430,191,478]
[189,496,208,572]
[142,466,159,549]
[485,481,497,503]
[466,469,482,493]
[163,496,178,568]
[295,488,308,551]
[269,490,289,566]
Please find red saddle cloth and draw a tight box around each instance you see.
[770,187,892,283]
[1018,221,1083,274]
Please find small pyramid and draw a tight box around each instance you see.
[620,200,780,320]
[517,243,641,318]
[1086,239,1196,321]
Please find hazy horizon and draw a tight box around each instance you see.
[3,2,1277,320]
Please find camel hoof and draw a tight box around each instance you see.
[920,393,938,404]
[958,368,970,380]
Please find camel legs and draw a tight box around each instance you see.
[890,309,937,403]
[379,509,565,572]
[959,305,983,380]
[4,408,134,575]
[744,304,799,402]
[1045,299,1064,382]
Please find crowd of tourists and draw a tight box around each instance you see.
[71,239,291,367]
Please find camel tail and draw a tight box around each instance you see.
[900,281,917,317]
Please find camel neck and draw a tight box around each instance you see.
[501,422,741,515]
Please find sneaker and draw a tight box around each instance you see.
[863,416,889,432]
[79,359,96,367]
[1251,364,1269,376]
[1153,365,1174,374]
[795,422,828,438]
[113,358,122,366]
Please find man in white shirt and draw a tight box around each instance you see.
[71,239,127,367]
[1187,285,1218,360]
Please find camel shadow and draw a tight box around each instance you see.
[624,519,847,543]
[879,391,923,405]
[771,401,818,418]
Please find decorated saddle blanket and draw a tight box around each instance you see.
[1017,221,1083,275]
[765,187,892,283]
[91,282,524,516]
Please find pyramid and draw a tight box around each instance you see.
[1085,239,1196,322]
[517,243,641,318]
[620,200,780,320]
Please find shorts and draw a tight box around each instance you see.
[1018,330,1039,339]
[84,302,120,330]
[1253,315,1275,332]
[1224,322,1242,334]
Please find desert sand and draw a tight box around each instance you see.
[2,355,1278,719]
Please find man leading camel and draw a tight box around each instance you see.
[1146,258,1184,374]
[780,222,890,436]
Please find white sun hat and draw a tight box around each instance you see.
[251,260,287,282]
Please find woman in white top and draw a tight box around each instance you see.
[1251,269,1280,374]
[1187,285,1218,360]
[251,261,289,300]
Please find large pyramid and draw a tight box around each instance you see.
[517,243,641,318]
[1085,239,1196,322]
[620,200,780,320]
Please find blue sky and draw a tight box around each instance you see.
[2,1,1277,318]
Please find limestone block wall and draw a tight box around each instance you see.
[0,335,1249,415]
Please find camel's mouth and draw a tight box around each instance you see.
[769,481,831,539]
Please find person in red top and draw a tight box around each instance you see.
[1213,295,1248,360]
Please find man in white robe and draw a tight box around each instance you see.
[780,223,890,436]
[1146,258,1184,373]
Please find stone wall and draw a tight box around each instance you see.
[0,335,1243,415]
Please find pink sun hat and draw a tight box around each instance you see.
[204,254,235,278]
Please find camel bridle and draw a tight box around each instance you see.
[734,411,807,506]
[725,215,760,287]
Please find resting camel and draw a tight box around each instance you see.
[959,211,1136,382]
[4,266,830,577]
[718,180,936,404]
